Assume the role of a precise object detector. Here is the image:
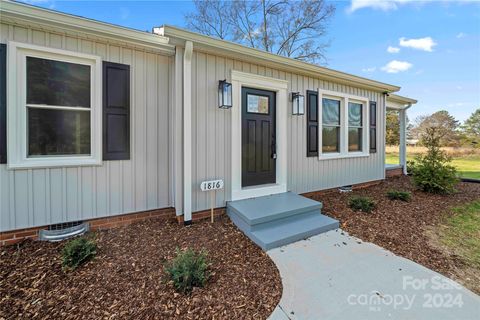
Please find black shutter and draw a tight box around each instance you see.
[306,90,319,157]
[369,101,377,153]
[0,44,6,164]
[103,62,130,160]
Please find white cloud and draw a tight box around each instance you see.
[362,67,376,73]
[347,0,479,13]
[456,32,466,38]
[399,37,437,52]
[387,46,400,53]
[381,60,413,73]
[348,0,399,13]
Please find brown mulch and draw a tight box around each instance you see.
[312,175,480,293]
[0,216,282,320]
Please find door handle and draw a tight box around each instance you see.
[271,134,277,159]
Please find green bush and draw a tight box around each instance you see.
[410,128,459,194]
[406,160,416,174]
[165,248,210,294]
[61,237,97,271]
[387,190,412,202]
[348,196,376,213]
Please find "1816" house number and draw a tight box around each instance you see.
[200,179,224,191]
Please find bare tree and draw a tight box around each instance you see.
[185,0,335,64]
[185,0,232,39]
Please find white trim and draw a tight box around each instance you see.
[7,41,102,169]
[173,46,184,216]
[230,70,288,201]
[318,89,370,160]
[183,41,193,222]
[399,108,408,175]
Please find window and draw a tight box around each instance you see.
[348,102,363,152]
[7,41,102,169]
[322,98,340,153]
[27,57,91,157]
[247,94,269,114]
[318,89,370,160]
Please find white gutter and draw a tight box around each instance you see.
[183,41,193,225]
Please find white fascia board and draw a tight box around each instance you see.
[1,0,175,55]
[387,93,417,106]
[157,25,401,93]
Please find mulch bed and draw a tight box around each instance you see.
[312,176,480,294]
[0,216,282,319]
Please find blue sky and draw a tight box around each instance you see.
[20,0,480,123]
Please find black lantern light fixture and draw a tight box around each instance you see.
[291,92,305,115]
[218,79,232,109]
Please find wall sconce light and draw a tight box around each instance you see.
[291,92,305,115]
[218,79,232,109]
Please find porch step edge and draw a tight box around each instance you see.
[227,192,322,226]
[252,212,339,251]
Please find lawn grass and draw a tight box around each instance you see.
[385,153,480,179]
[439,201,480,269]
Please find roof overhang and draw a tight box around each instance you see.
[156,25,401,93]
[387,94,418,110]
[0,0,175,55]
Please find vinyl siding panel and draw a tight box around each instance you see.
[0,23,172,232]
[189,51,386,212]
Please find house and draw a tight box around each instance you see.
[0,1,416,246]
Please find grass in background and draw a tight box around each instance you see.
[439,201,480,269]
[386,146,480,179]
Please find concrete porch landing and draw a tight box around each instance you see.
[227,192,339,250]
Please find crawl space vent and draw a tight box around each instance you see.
[39,221,89,242]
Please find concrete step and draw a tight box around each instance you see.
[227,192,339,251]
[251,210,339,251]
[227,192,322,227]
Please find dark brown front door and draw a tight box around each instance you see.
[242,87,276,187]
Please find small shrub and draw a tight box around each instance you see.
[387,190,412,202]
[61,237,97,271]
[165,248,210,294]
[410,128,459,194]
[406,160,416,175]
[348,196,376,213]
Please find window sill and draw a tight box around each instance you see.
[318,152,370,161]
[7,157,102,170]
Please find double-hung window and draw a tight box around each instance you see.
[322,98,341,153]
[348,102,363,152]
[8,42,102,168]
[318,89,369,159]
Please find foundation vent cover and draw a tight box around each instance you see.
[39,221,89,242]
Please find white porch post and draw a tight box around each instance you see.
[183,41,193,224]
[399,108,407,175]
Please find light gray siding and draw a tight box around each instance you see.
[0,23,173,232]
[189,51,386,212]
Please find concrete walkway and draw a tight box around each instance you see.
[268,229,480,320]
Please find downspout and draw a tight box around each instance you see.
[183,41,193,225]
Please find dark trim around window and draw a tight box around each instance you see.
[306,90,318,157]
[0,44,6,164]
[369,101,377,153]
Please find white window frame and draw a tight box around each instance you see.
[7,41,102,169]
[318,89,369,160]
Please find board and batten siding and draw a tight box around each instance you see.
[0,23,173,232]
[189,51,386,212]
